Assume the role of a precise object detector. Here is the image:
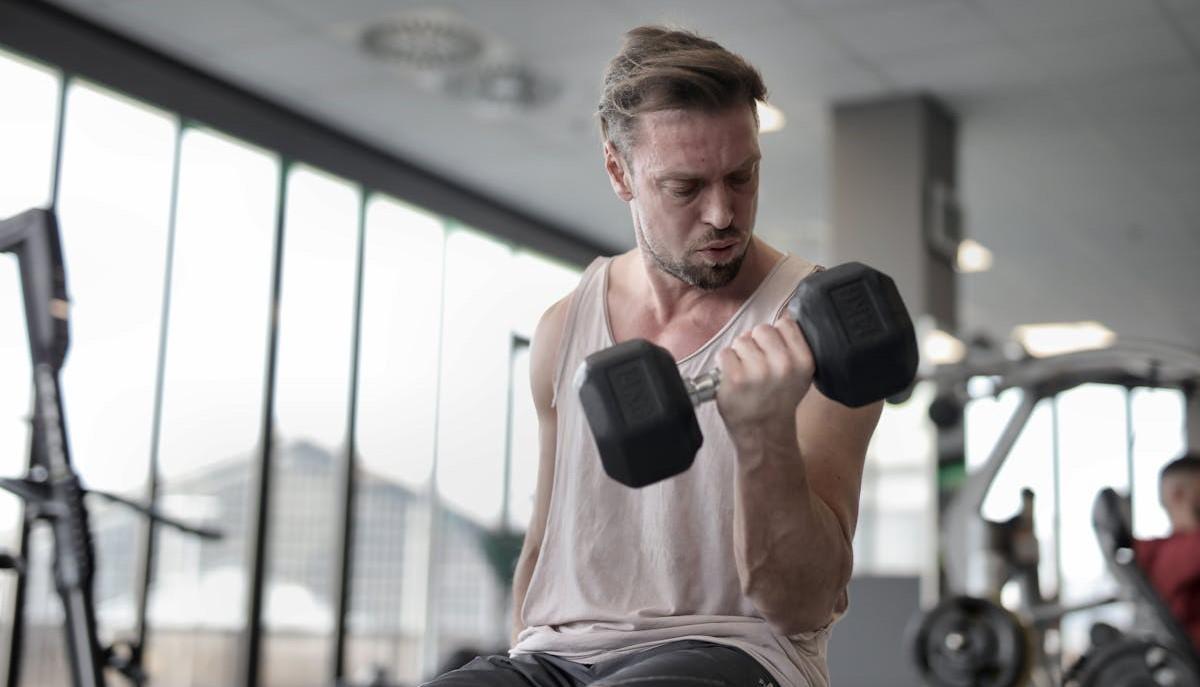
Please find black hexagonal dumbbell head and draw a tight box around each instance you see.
[574,339,702,488]
[786,262,918,408]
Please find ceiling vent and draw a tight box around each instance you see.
[360,15,484,70]
[447,62,558,110]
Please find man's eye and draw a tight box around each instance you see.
[666,184,696,198]
[729,174,752,186]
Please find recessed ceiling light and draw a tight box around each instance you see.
[1012,321,1117,358]
[924,328,967,365]
[756,100,786,134]
[956,239,993,273]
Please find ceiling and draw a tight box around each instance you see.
[46,0,1200,350]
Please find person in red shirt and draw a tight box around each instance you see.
[1135,453,1200,653]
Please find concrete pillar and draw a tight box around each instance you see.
[830,94,963,599]
[829,94,960,331]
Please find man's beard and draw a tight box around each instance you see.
[639,225,749,290]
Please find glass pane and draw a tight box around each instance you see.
[143,127,279,687]
[1055,384,1131,660]
[854,381,935,575]
[344,196,444,685]
[0,47,59,675]
[0,48,59,217]
[431,507,509,671]
[967,391,1057,595]
[0,254,29,680]
[435,229,511,525]
[262,165,360,687]
[1130,387,1186,539]
[431,228,512,668]
[506,250,579,341]
[15,80,177,686]
[506,345,536,532]
[503,250,578,533]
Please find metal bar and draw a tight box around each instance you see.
[132,114,185,663]
[1051,398,1063,600]
[3,63,68,687]
[1125,387,1135,531]
[500,335,521,530]
[331,189,368,684]
[941,391,1038,595]
[239,161,290,687]
[420,223,453,677]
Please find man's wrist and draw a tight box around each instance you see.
[730,415,800,468]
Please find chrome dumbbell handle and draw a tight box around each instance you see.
[684,368,721,405]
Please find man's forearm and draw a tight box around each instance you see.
[731,418,853,635]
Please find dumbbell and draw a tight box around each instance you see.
[574,262,918,488]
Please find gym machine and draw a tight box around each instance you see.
[913,342,1200,687]
[0,208,220,687]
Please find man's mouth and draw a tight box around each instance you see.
[697,239,740,258]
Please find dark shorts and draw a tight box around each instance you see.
[420,640,779,687]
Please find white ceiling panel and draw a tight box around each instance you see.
[967,0,1163,39]
[1020,24,1194,83]
[61,0,307,55]
[813,1,998,60]
[877,40,1037,96]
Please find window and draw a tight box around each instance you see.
[345,196,444,685]
[17,79,176,687]
[1130,387,1186,539]
[261,165,361,687]
[0,46,60,669]
[962,383,1188,663]
[854,382,937,575]
[143,127,279,687]
[504,249,579,532]
[0,38,589,687]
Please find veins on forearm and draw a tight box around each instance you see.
[732,424,852,628]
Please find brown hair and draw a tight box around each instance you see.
[598,26,767,157]
[1162,452,1200,483]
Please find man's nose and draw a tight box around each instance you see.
[700,184,735,230]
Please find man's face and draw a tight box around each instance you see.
[1162,471,1200,532]
[606,105,761,290]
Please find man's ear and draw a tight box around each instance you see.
[603,141,635,202]
[1164,481,1184,509]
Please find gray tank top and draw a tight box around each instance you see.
[512,254,833,687]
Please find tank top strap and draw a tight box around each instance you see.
[763,254,823,322]
[550,256,611,408]
[677,254,822,376]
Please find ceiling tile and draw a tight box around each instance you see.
[1021,24,1193,83]
[969,0,1162,39]
[203,35,396,96]
[880,40,1037,96]
[82,0,306,55]
[813,1,999,60]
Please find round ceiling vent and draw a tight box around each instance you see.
[447,62,558,109]
[360,16,484,70]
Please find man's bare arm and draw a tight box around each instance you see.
[510,295,569,646]
[718,320,881,636]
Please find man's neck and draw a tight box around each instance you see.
[607,237,784,357]
[632,237,781,323]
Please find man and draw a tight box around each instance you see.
[1135,453,1200,652]
[424,26,880,687]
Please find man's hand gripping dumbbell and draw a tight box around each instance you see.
[575,262,919,488]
